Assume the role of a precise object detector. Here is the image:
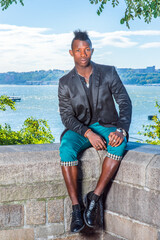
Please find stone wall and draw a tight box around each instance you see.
[0,142,159,240]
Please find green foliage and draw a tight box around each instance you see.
[89,0,160,28]
[0,123,22,145]
[20,117,54,144]
[138,101,160,145]
[0,95,16,111]
[0,117,54,145]
[0,95,54,145]
[0,0,24,10]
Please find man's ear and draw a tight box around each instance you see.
[69,50,73,56]
[91,48,94,55]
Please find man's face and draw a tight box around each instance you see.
[69,40,94,68]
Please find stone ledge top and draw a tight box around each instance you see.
[0,143,60,153]
[0,141,159,155]
[126,142,160,155]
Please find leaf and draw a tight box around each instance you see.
[120,18,125,24]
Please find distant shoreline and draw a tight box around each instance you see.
[1,83,160,86]
[0,67,160,85]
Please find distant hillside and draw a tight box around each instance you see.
[0,67,160,85]
[117,68,160,85]
[0,69,68,85]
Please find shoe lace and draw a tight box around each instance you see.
[86,200,97,218]
[72,210,82,222]
[89,200,96,211]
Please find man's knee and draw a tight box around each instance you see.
[106,137,127,161]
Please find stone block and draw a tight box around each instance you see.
[82,179,98,196]
[26,200,46,225]
[0,181,67,202]
[48,198,64,223]
[105,211,158,240]
[97,149,106,164]
[78,148,101,180]
[0,228,34,240]
[105,181,160,227]
[0,204,24,228]
[146,155,160,191]
[103,232,127,240]
[0,151,62,185]
[35,223,64,238]
[115,151,154,187]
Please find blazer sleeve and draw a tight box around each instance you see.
[110,67,132,133]
[58,79,88,136]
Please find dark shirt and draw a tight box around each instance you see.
[78,73,97,125]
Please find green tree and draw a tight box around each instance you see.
[0,95,16,111]
[138,101,160,145]
[20,117,54,144]
[89,0,160,28]
[0,0,24,10]
[0,123,23,145]
[0,95,54,145]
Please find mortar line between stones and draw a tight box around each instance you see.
[24,201,27,227]
[106,210,158,228]
[145,154,156,188]
[113,179,147,190]
[106,230,128,240]
[46,199,48,225]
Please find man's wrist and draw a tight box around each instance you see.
[84,129,92,138]
[116,128,127,137]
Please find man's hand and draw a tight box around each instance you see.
[108,131,124,147]
[86,131,106,150]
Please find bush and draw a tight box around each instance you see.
[0,117,54,145]
[20,117,54,144]
[138,101,160,145]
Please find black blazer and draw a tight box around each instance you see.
[58,62,132,137]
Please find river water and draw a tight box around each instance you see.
[0,85,160,143]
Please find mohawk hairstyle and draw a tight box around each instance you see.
[71,30,92,49]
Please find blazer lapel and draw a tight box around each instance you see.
[91,63,101,109]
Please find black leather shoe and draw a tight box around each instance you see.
[70,208,84,233]
[84,191,103,228]
[84,191,97,228]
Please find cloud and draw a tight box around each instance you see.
[90,31,138,48]
[0,24,160,72]
[90,30,160,48]
[140,42,160,48]
[0,24,74,72]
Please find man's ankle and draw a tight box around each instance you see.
[93,192,100,201]
[72,204,81,211]
[87,191,100,202]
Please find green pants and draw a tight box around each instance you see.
[60,122,127,166]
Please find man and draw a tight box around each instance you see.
[58,30,132,233]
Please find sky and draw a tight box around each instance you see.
[0,0,160,72]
